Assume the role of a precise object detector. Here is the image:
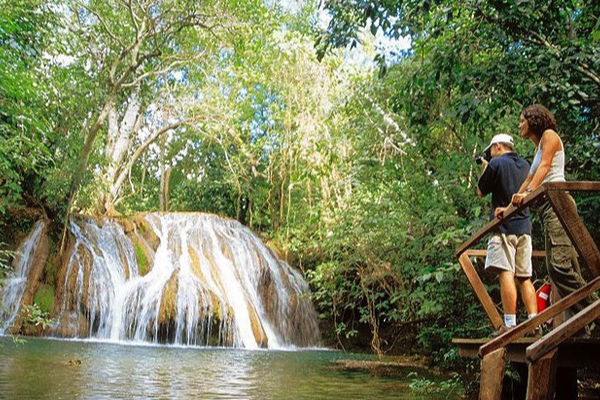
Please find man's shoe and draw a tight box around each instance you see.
[489,325,511,338]
[574,325,599,339]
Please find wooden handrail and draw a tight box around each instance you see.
[464,249,546,258]
[455,185,545,258]
[456,181,600,259]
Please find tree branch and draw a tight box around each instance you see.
[111,120,183,200]
[475,8,600,90]
[74,0,125,48]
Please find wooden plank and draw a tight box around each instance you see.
[458,253,503,329]
[550,287,565,327]
[545,190,600,277]
[526,348,558,400]
[455,186,546,257]
[526,298,600,362]
[479,348,506,400]
[453,337,600,367]
[480,274,600,357]
[545,181,600,192]
[454,337,535,363]
[465,249,546,258]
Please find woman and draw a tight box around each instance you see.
[502,104,596,316]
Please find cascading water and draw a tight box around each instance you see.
[0,221,46,334]
[51,213,320,349]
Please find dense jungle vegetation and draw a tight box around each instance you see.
[1,0,599,390]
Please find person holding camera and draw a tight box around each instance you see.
[505,104,598,318]
[477,133,538,335]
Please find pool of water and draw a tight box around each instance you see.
[0,337,460,399]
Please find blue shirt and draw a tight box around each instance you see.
[477,152,532,235]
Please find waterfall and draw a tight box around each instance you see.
[0,221,46,334]
[52,213,320,349]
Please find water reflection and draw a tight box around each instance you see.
[0,337,458,399]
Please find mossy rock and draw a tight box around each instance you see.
[34,284,55,314]
[128,214,160,251]
[133,241,151,276]
[158,274,178,323]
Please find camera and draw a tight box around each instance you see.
[475,153,490,165]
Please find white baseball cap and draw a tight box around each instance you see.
[483,133,514,153]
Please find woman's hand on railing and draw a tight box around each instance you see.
[511,192,527,205]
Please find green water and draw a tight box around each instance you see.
[0,337,461,399]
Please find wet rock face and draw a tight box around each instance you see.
[5,214,321,349]
[0,221,49,336]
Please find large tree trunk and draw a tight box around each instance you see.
[101,91,143,216]
[61,97,114,253]
[160,167,172,212]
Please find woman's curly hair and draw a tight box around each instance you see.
[522,104,557,137]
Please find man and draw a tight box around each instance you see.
[477,133,537,335]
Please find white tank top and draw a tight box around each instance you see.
[529,132,565,183]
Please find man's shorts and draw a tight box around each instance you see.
[485,234,532,278]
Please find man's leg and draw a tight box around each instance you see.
[499,270,517,327]
[516,277,537,317]
[486,234,518,328]
[514,234,537,317]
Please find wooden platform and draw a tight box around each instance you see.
[453,182,600,399]
[453,337,600,368]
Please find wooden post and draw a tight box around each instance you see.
[526,348,558,400]
[480,348,506,400]
[550,285,565,327]
[458,253,503,329]
[545,190,600,277]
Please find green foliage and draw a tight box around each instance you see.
[20,303,53,330]
[301,70,490,356]
[308,4,599,379]
[167,141,239,218]
[408,371,463,398]
[0,0,58,215]
[317,0,600,173]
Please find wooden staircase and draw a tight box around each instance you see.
[454,181,600,399]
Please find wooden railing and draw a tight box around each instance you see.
[455,181,600,399]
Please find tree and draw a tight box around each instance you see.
[317,0,600,156]
[160,23,347,232]
[0,0,58,219]
[58,0,249,216]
